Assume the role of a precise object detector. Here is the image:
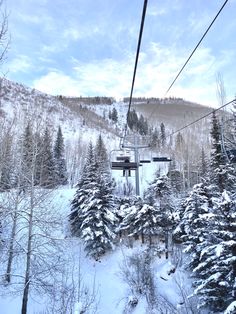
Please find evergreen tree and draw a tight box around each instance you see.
[150,127,159,148]
[54,126,68,185]
[95,134,115,193]
[144,174,177,258]
[40,127,56,188]
[127,109,138,131]
[137,114,148,135]
[192,191,236,312]
[80,169,118,259]
[167,158,183,194]
[174,113,236,311]
[70,141,117,259]
[0,135,13,191]
[173,181,213,269]
[175,132,184,152]
[119,198,162,245]
[209,112,225,193]
[111,107,118,123]
[199,147,207,181]
[95,134,109,171]
[20,123,34,188]
[70,142,95,236]
[108,109,112,120]
[34,131,44,186]
[160,122,166,148]
[208,112,236,194]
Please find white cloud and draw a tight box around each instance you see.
[62,24,101,42]
[7,55,32,73]
[63,28,81,41]
[33,71,81,96]
[147,0,181,16]
[147,7,167,16]
[32,40,235,108]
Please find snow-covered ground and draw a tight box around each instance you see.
[0,188,195,314]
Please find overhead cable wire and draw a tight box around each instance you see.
[169,98,236,137]
[123,0,148,139]
[165,0,229,96]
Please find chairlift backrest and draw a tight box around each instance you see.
[111,161,138,170]
[116,156,130,161]
[152,157,172,162]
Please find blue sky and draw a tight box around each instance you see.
[2,0,236,106]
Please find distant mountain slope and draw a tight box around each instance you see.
[1,77,229,192]
[131,98,213,131]
[0,78,217,176]
[0,77,214,139]
[0,78,121,140]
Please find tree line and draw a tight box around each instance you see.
[0,124,68,192]
[70,111,236,313]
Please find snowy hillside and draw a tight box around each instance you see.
[0,77,235,314]
[0,77,214,190]
[0,188,196,314]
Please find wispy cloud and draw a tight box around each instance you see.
[7,55,33,73]
[32,42,232,107]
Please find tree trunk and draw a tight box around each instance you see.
[5,208,18,283]
[165,230,169,259]
[21,188,34,314]
[141,232,144,244]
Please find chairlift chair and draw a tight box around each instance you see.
[110,149,137,177]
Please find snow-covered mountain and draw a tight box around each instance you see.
[0,77,235,314]
[0,77,216,190]
[0,77,213,142]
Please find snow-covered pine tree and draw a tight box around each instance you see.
[199,147,208,182]
[190,112,236,312]
[70,142,95,236]
[172,181,213,270]
[175,111,236,312]
[70,140,118,259]
[34,131,43,186]
[127,109,138,131]
[40,127,56,188]
[119,197,162,245]
[175,132,184,152]
[150,127,159,149]
[137,114,148,135]
[144,174,177,258]
[20,122,35,189]
[193,191,236,312]
[95,134,109,173]
[111,107,118,123]
[209,111,227,193]
[53,126,68,185]
[144,174,176,226]
[160,122,166,148]
[0,134,13,191]
[208,112,236,195]
[80,168,118,259]
[167,157,183,194]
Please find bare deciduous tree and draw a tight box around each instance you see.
[0,0,9,66]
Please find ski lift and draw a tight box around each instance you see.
[110,149,138,177]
